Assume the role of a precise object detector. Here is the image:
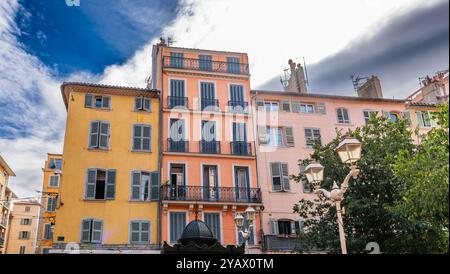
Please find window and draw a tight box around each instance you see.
[416,111,436,128]
[85,94,111,109]
[199,55,212,71]
[229,84,246,112]
[284,127,294,147]
[295,220,304,234]
[48,158,62,170]
[130,221,150,244]
[88,121,110,149]
[21,218,32,225]
[264,101,279,112]
[204,213,221,243]
[270,163,290,191]
[389,112,399,122]
[19,231,30,239]
[363,110,378,124]
[200,82,217,111]
[267,127,283,147]
[304,128,321,148]
[42,248,51,254]
[19,246,26,254]
[85,169,116,200]
[134,96,151,112]
[44,223,53,240]
[48,175,59,187]
[170,52,184,68]
[293,102,315,113]
[81,219,103,243]
[24,206,30,212]
[336,108,350,124]
[237,216,255,245]
[227,57,240,74]
[131,171,151,201]
[47,197,57,212]
[278,220,292,236]
[169,212,186,243]
[132,124,151,152]
[281,100,291,112]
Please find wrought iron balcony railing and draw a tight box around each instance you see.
[163,56,249,75]
[230,141,252,156]
[161,185,262,203]
[227,101,248,113]
[167,138,189,152]
[199,140,220,154]
[200,98,219,111]
[168,96,188,109]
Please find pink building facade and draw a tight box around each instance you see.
[251,90,407,252]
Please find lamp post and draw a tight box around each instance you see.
[234,206,256,254]
[304,137,362,254]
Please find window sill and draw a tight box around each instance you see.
[133,110,152,113]
[128,200,153,203]
[130,150,152,153]
[86,107,112,111]
[87,148,110,152]
[334,123,353,126]
[82,199,112,202]
[269,190,296,194]
[48,186,59,189]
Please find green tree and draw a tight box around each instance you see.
[292,113,436,253]
[391,103,449,253]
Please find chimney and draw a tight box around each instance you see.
[357,76,383,99]
[285,59,308,93]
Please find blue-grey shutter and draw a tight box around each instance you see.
[170,212,186,243]
[142,125,151,151]
[135,96,143,110]
[102,96,111,109]
[281,163,290,191]
[86,169,96,199]
[143,98,151,111]
[89,121,99,148]
[140,221,150,243]
[130,221,140,243]
[131,171,141,200]
[81,220,91,242]
[150,171,159,201]
[99,122,109,149]
[91,220,103,243]
[230,84,244,102]
[285,127,294,146]
[85,94,93,108]
[106,169,116,199]
[133,125,141,150]
[204,213,221,242]
[271,163,282,191]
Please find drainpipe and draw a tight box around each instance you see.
[157,44,164,249]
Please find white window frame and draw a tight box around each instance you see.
[304,128,321,148]
[264,101,279,112]
[336,107,350,124]
[48,175,60,188]
[130,170,152,201]
[88,120,111,149]
[132,124,152,152]
[267,127,283,147]
[129,220,151,244]
[134,96,152,112]
[47,197,57,212]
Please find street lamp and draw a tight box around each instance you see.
[234,206,255,254]
[303,137,362,254]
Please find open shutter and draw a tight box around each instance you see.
[85,94,93,108]
[135,96,143,110]
[86,169,96,199]
[106,169,116,199]
[99,122,110,149]
[270,219,279,235]
[281,100,291,112]
[270,163,282,191]
[131,171,141,200]
[102,96,111,109]
[258,125,268,144]
[150,171,160,201]
[255,99,264,111]
[89,121,99,148]
[416,111,425,127]
[281,163,290,191]
[91,220,103,243]
[284,127,294,146]
[81,220,91,242]
[316,103,326,114]
[143,98,151,112]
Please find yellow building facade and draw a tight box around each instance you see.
[52,83,160,253]
[0,155,16,254]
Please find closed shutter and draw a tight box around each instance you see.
[130,221,140,243]
[141,222,150,243]
[230,85,244,102]
[258,125,268,144]
[284,127,294,146]
[142,125,151,151]
[170,212,186,243]
[270,219,279,235]
[270,163,282,191]
[133,125,141,150]
[281,163,290,191]
[292,101,300,113]
[150,171,159,201]
[86,169,96,199]
[204,213,221,242]
[135,96,143,110]
[99,122,110,149]
[91,220,103,243]
[106,169,116,199]
[131,171,141,200]
[85,94,93,108]
[316,103,326,114]
[281,100,291,112]
[102,96,111,109]
[81,220,91,242]
[89,121,99,148]
[170,80,185,97]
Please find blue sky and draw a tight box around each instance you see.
[0,0,448,198]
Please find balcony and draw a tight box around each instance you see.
[167,139,189,153]
[168,96,188,109]
[230,141,252,156]
[161,185,262,204]
[228,101,248,113]
[263,235,301,252]
[200,140,220,154]
[200,98,219,111]
[163,56,249,75]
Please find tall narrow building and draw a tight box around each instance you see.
[152,41,262,252]
[0,155,16,254]
[52,83,160,253]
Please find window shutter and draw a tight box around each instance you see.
[89,121,99,148]
[81,220,91,242]
[316,103,326,114]
[284,127,294,146]
[141,222,150,242]
[255,99,264,110]
[130,222,140,243]
[131,171,141,200]
[402,111,411,125]
[85,94,93,108]
[91,220,102,243]
[416,111,425,127]
[143,98,151,112]
[281,163,290,191]
[281,100,291,112]
[102,96,111,109]
[429,111,437,127]
[106,169,116,199]
[270,163,282,191]
[86,169,96,199]
[291,101,300,113]
[135,96,143,110]
[270,219,279,235]
[258,125,268,144]
[150,171,160,201]
[99,122,110,149]
[143,125,151,151]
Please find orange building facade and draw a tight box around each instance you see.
[151,42,262,251]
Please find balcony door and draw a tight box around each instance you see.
[169,79,186,108]
[234,167,250,202]
[169,164,185,199]
[203,165,219,201]
[169,119,186,152]
[232,123,248,155]
[229,84,245,112]
[201,120,218,154]
[200,82,216,110]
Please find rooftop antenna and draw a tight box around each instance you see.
[280,67,290,90]
[350,75,369,93]
[145,75,152,89]
[167,37,177,46]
